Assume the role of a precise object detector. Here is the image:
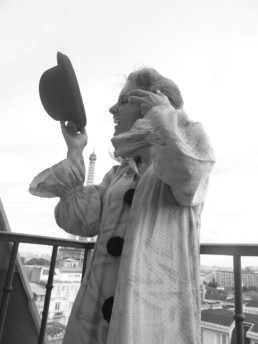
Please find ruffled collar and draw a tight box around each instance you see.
[111,119,153,160]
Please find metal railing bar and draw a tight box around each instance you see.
[0,242,19,342]
[233,255,245,344]
[81,248,93,282]
[1,232,258,256]
[38,245,58,344]
[0,232,94,250]
[200,244,258,256]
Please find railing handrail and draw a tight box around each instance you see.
[0,231,95,249]
[0,231,258,256]
[200,243,258,256]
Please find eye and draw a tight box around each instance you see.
[119,95,129,105]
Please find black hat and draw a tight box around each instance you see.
[39,52,86,132]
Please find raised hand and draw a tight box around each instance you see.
[60,121,88,158]
[128,89,172,117]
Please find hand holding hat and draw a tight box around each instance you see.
[39,52,87,132]
[60,121,88,159]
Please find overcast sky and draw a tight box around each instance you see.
[1,0,258,266]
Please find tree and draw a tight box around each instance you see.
[23,258,50,266]
[208,281,218,289]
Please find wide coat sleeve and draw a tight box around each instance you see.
[146,104,216,206]
[29,156,116,237]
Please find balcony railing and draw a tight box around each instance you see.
[0,231,94,344]
[0,232,257,344]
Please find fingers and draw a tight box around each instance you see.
[129,89,152,97]
[128,89,163,97]
[60,121,78,136]
[128,89,164,104]
[128,95,144,104]
[128,89,151,104]
[80,127,86,135]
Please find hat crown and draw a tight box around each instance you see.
[39,52,86,131]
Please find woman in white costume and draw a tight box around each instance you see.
[30,68,215,344]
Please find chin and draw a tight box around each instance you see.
[113,127,123,136]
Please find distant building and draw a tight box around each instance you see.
[215,270,258,288]
[58,246,85,265]
[215,271,234,288]
[24,260,82,327]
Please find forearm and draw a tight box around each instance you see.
[61,121,87,160]
[67,147,84,160]
[148,105,216,205]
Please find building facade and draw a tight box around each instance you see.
[216,270,258,289]
[25,259,82,326]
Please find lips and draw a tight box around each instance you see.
[113,117,121,125]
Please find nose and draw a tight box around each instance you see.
[109,103,118,115]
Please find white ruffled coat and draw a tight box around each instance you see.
[29,104,215,344]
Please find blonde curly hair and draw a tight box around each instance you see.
[126,68,183,109]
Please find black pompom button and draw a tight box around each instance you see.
[102,296,114,322]
[106,236,124,257]
[124,188,135,205]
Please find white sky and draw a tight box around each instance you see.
[1,0,258,266]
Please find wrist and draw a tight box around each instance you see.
[67,147,84,160]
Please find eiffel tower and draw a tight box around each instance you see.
[86,150,97,186]
[72,150,97,242]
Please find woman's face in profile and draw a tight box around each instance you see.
[109,83,142,136]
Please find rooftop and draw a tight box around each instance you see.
[30,282,46,296]
[59,267,82,273]
[202,308,258,333]
[202,308,234,327]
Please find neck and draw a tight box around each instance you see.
[135,147,154,174]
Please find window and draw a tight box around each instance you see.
[55,302,60,310]
[42,269,56,275]
[216,333,227,344]
[222,334,226,344]
[62,285,66,292]
[69,302,73,310]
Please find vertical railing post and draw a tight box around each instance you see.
[82,246,91,282]
[38,245,58,344]
[233,255,245,344]
[0,242,19,343]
